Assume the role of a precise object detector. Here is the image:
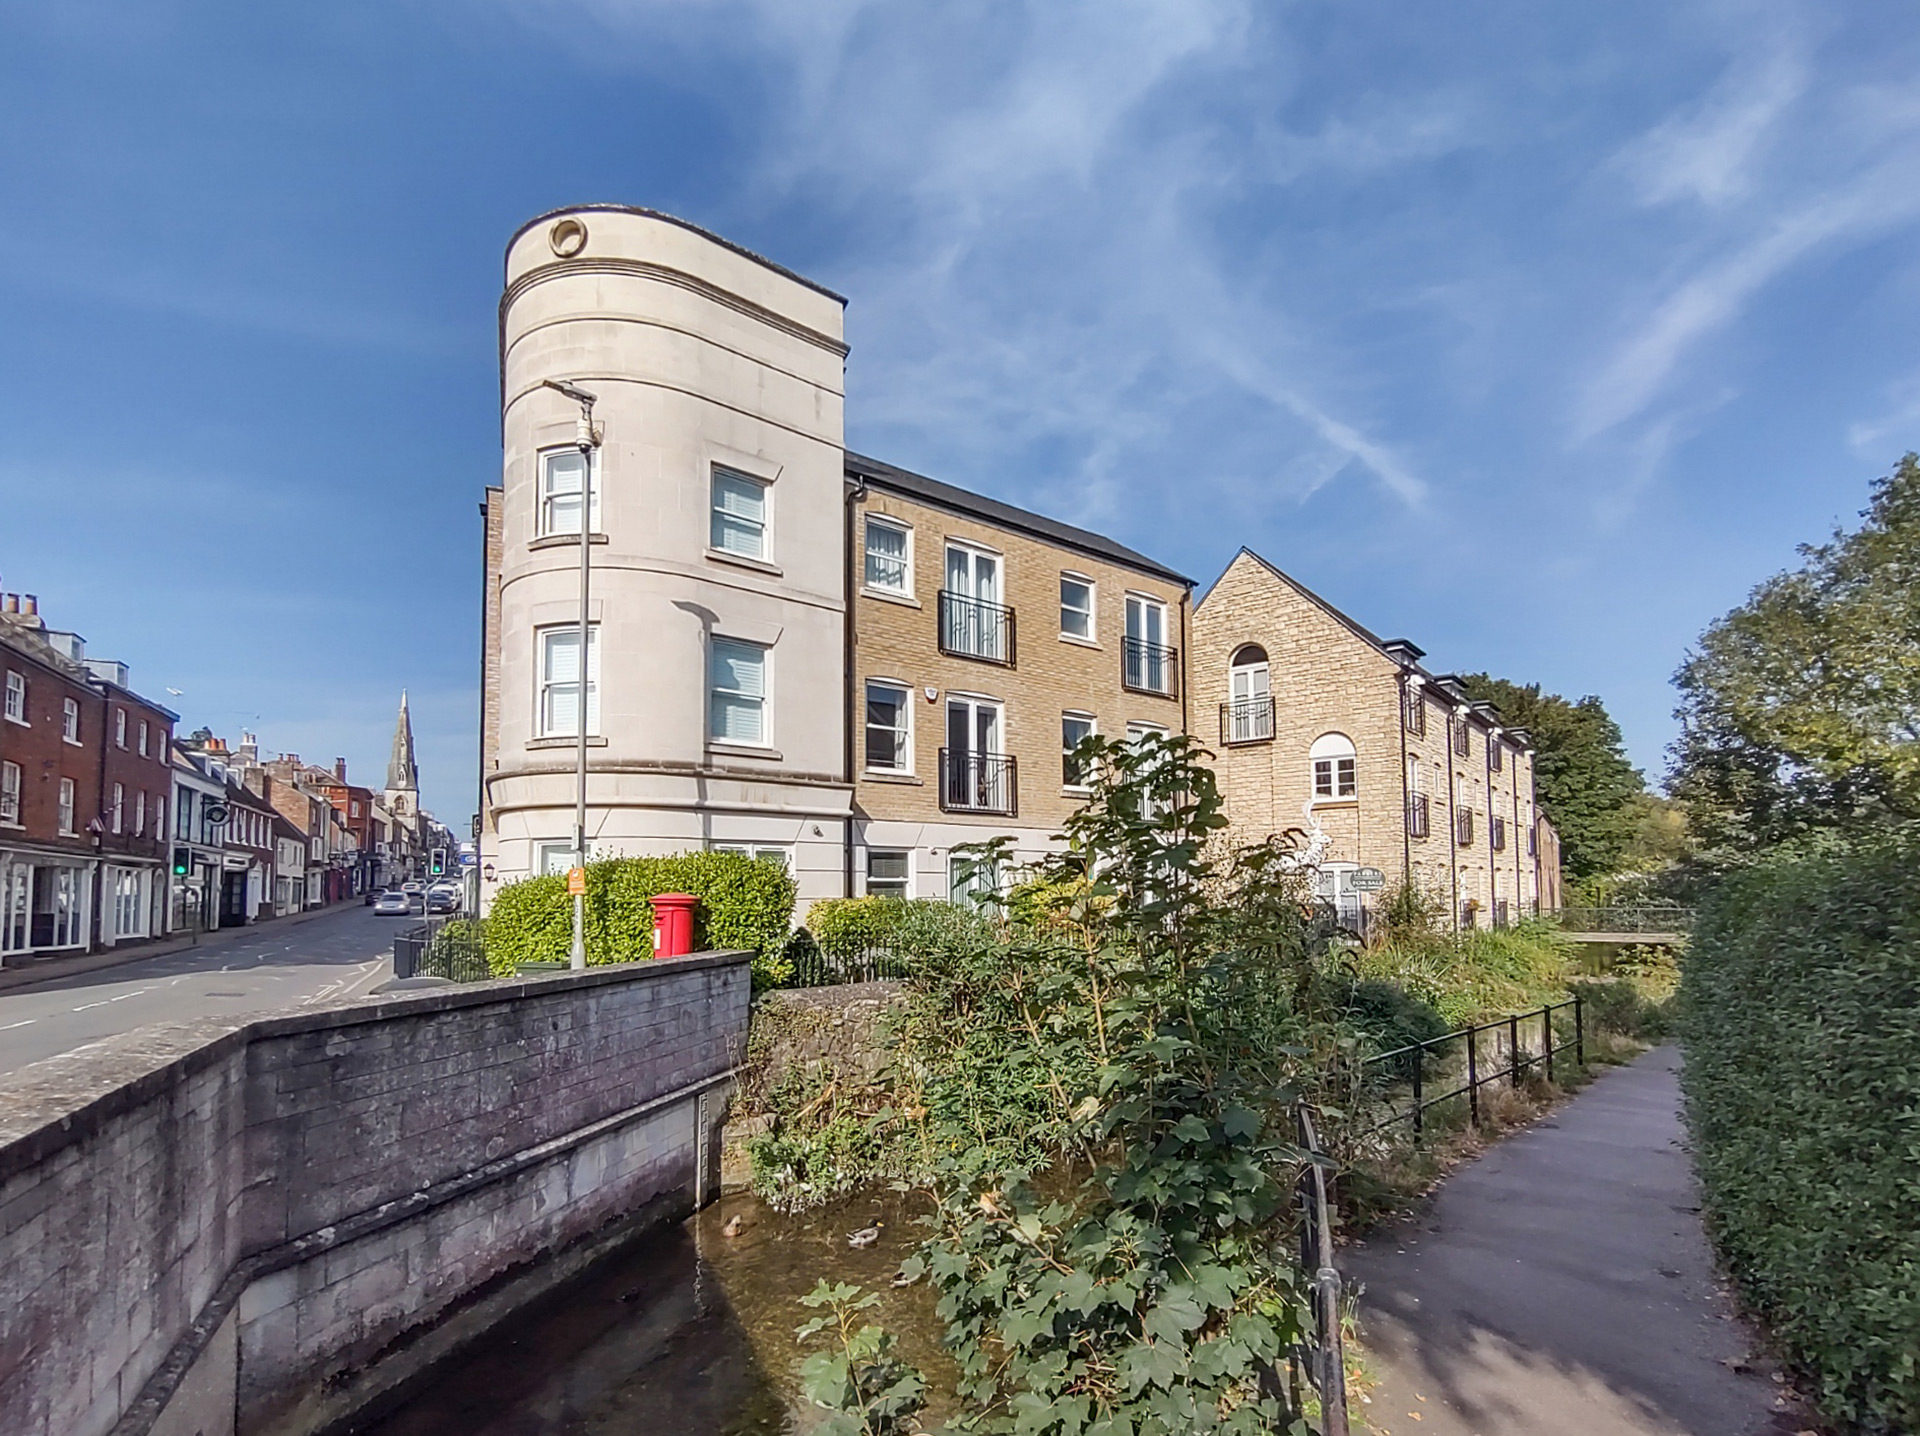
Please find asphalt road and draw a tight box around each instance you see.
[1342,1047,1791,1436]
[0,905,402,1078]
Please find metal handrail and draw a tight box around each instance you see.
[1548,905,1693,933]
[1122,637,1179,697]
[1219,696,1275,744]
[937,590,1016,666]
[1355,996,1585,1141]
[1294,1108,1350,1435]
[938,748,1018,816]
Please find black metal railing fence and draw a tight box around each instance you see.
[1354,996,1584,1141]
[1548,905,1694,934]
[393,919,490,983]
[1287,1107,1350,1435]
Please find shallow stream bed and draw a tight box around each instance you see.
[361,1187,952,1435]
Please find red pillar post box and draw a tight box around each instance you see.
[651,893,698,958]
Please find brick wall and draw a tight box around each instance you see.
[0,951,749,1436]
[0,636,100,853]
[1192,552,1410,879]
[849,484,1188,838]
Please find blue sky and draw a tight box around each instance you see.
[3,1,1917,823]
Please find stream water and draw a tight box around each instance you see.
[361,1188,954,1435]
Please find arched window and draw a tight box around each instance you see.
[1310,732,1357,799]
[1226,645,1272,742]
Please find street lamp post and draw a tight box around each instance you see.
[543,378,600,971]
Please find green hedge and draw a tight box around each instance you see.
[1682,829,1920,1433]
[486,852,797,985]
[805,896,913,959]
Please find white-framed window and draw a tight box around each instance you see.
[864,680,911,772]
[138,720,149,757]
[0,761,19,824]
[538,625,600,738]
[58,777,75,834]
[1311,733,1357,800]
[863,515,911,595]
[1062,711,1096,789]
[538,446,599,537]
[4,671,24,724]
[62,697,79,743]
[536,841,578,877]
[865,848,910,899]
[709,637,769,745]
[1490,738,1504,772]
[1226,644,1273,743]
[710,467,768,560]
[115,708,127,747]
[135,790,147,836]
[1060,573,1094,641]
[111,782,125,833]
[1123,595,1173,694]
[942,543,1007,662]
[154,796,165,839]
[709,842,790,871]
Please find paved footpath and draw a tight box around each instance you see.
[0,904,397,1078]
[1342,1047,1798,1436]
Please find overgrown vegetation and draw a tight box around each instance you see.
[1681,829,1920,1433]
[483,850,796,984]
[778,734,1344,1433]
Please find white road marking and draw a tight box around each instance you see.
[0,1018,36,1031]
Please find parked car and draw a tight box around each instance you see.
[373,892,412,917]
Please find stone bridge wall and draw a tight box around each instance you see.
[0,952,750,1436]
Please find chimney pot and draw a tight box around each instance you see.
[21,595,37,617]
[334,758,348,780]
[2,595,15,614]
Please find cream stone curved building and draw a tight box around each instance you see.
[482,207,853,901]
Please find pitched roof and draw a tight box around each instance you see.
[845,452,1193,586]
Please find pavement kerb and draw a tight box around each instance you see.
[0,902,371,995]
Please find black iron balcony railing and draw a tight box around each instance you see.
[1490,814,1507,852]
[1219,696,1275,745]
[1403,693,1426,736]
[938,591,1015,666]
[939,749,1018,816]
[1456,809,1474,847]
[1407,793,1430,838]
[1123,637,1179,697]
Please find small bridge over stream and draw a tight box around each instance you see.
[1546,906,1693,946]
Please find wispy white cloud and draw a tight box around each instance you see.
[1615,40,1805,208]
[492,0,1446,517]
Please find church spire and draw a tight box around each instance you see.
[386,690,418,796]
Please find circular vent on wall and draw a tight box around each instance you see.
[548,218,588,258]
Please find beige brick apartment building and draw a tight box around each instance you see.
[847,455,1189,901]
[1194,550,1558,930]
[477,204,1560,924]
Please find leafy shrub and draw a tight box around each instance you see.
[485,851,796,985]
[1332,976,1448,1077]
[1567,975,1671,1041]
[806,896,913,961]
[1682,828,1920,1432]
[1353,920,1573,1026]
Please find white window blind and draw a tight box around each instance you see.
[539,626,600,737]
[709,638,767,744]
[710,470,767,559]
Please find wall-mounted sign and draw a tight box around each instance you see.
[1350,867,1387,893]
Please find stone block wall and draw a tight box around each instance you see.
[0,951,749,1436]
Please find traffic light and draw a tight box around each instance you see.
[171,847,191,877]
[429,848,447,877]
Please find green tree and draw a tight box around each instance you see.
[1458,674,1645,883]
[1671,453,1920,854]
